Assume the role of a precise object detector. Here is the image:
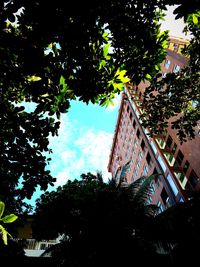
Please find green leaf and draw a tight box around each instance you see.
[1,214,18,223]
[102,32,109,41]
[103,43,110,58]
[113,82,124,91]
[145,73,152,80]
[0,202,5,218]
[115,69,127,78]
[0,225,12,245]
[99,59,106,70]
[27,75,42,82]
[59,75,65,86]
[121,76,130,83]
[192,14,198,24]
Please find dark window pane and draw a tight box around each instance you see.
[146,152,151,165]
[166,135,173,148]
[176,150,184,165]
[183,160,189,174]
[172,143,177,154]
[136,129,140,139]
[189,170,199,188]
[161,188,168,204]
[141,139,145,150]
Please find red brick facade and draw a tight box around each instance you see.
[108,36,200,211]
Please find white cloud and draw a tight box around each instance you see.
[75,129,113,181]
[55,169,71,187]
[47,114,113,188]
[60,150,76,163]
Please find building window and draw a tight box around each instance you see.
[146,152,151,165]
[135,158,140,170]
[164,152,176,167]
[166,135,173,148]
[132,169,138,182]
[163,130,167,138]
[156,138,166,149]
[171,143,177,154]
[176,150,184,165]
[149,181,156,194]
[173,43,179,52]
[146,195,152,205]
[132,120,136,129]
[167,174,179,196]
[127,105,130,113]
[138,150,143,161]
[161,188,169,205]
[150,141,157,155]
[157,155,167,173]
[153,168,158,175]
[174,172,187,189]
[164,59,171,69]
[129,112,133,120]
[189,170,199,188]
[143,164,149,176]
[157,201,164,213]
[173,64,181,73]
[134,139,138,149]
[183,160,190,174]
[141,139,146,151]
[136,128,140,139]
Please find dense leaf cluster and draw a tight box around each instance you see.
[0,0,199,212]
[0,0,169,211]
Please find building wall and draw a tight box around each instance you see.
[108,36,199,211]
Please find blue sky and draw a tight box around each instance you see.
[47,95,121,186]
[24,5,191,207]
[24,94,121,206]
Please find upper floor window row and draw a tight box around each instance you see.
[164,59,171,69]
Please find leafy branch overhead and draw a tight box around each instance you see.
[0,0,199,212]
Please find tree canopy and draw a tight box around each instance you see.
[0,0,199,212]
[33,172,200,266]
[33,172,159,266]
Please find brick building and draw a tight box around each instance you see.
[108,36,200,211]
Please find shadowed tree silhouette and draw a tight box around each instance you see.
[33,171,160,266]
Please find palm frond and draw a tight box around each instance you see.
[117,160,131,188]
[134,174,157,204]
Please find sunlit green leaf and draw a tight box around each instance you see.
[102,32,109,41]
[103,43,110,58]
[0,202,5,219]
[121,76,130,83]
[192,14,198,24]
[145,73,152,80]
[0,225,12,245]
[27,75,42,82]
[59,75,65,86]
[99,60,106,70]
[1,214,18,223]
